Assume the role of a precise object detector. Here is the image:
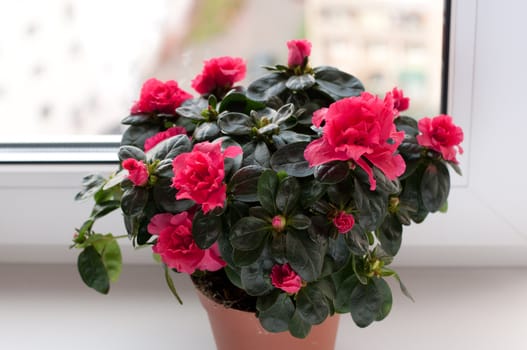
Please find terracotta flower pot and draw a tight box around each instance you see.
[197,291,340,350]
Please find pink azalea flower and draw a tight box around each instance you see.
[417,114,464,163]
[270,263,302,294]
[130,78,192,115]
[171,141,242,214]
[287,39,312,67]
[122,158,149,186]
[148,212,225,274]
[304,92,406,191]
[271,215,286,232]
[191,56,246,95]
[144,126,187,152]
[386,87,410,112]
[333,211,355,234]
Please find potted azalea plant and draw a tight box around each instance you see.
[72,39,463,349]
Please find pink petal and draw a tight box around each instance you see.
[147,213,174,235]
[304,138,349,167]
[312,108,328,128]
[355,157,376,191]
[223,145,243,158]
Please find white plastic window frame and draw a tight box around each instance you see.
[2,0,526,266]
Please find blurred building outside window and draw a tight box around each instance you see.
[0,0,444,143]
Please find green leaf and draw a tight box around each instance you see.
[256,122,280,136]
[218,112,253,135]
[193,122,220,141]
[258,293,295,333]
[374,278,393,321]
[269,233,287,262]
[176,106,206,121]
[288,310,312,339]
[154,158,173,177]
[296,286,329,325]
[118,145,146,162]
[307,215,333,239]
[243,141,271,168]
[270,142,313,177]
[121,124,159,149]
[135,218,153,246]
[352,255,369,285]
[300,179,326,208]
[256,290,281,312]
[439,200,449,213]
[75,174,106,201]
[91,200,121,219]
[91,235,122,282]
[313,66,364,100]
[77,246,110,294]
[377,214,403,256]
[277,130,311,144]
[371,167,401,194]
[240,261,274,296]
[257,169,279,214]
[447,161,463,176]
[249,206,273,221]
[217,229,235,266]
[102,170,128,191]
[232,244,265,266]
[230,217,271,251]
[219,90,266,114]
[146,134,191,162]
[345,226,370,255]
[164,264,183,304]
[226,201,250,229]
[271,103,296,126]
[314,161,350,185]
[276,177,300,216]
[353,177,388,232]
[229,165,265,203]
[120,187,148,217]
[420,161,450,212]
[384,268,415,302]
[286,230,325,282]
[313,277,337,301]
[121,114,152,125]
[208,94,218,109]
[176,98,208,120]
[326,234,351,273]
[349,279,384,327]
[285,74,316,91]
[224,265,243,289]
[152,177,194,213]
[398,174,424,223]
[394,116,419,137]
[288,214,311,230]
[192,210,222,249]
[334,275,359,313]
[246,73,288,102]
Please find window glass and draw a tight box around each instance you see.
[0,0,444,139]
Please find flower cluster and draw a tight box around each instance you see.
[72,39,463,338]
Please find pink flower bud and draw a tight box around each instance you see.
[122,158,149,186]
[333,211,355,233]
[272,215,286,232]
[270,263,302,294]
[286,39,312,67]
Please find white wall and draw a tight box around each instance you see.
[1,0,527,349]
[1,265,526,350]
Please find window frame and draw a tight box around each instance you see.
[3,0,526,266]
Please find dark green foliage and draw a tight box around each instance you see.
[71,44,461,340]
